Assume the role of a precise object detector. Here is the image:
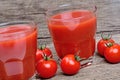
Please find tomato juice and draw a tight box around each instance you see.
[48,10,96,59]
[0,23,37,80]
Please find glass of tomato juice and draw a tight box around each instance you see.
[0,21,37,80]
[46,2,97,67]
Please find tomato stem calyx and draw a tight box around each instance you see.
[43,53,51,61]
[38,44,46,50]
[74,50,86,62]
[106,42,113,47]
[101,32,111,40]
[75,55,81,62]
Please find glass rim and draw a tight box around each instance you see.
[46,2,97,21]
[0,21,37,39]
[0,21,36,27]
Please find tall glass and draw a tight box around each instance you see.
[0,21,37,80]
[46,2,97,67]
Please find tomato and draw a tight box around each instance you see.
[36,49,44,62]
[97,33,114,56]
[60,54,81,75]
[104,43,120,63]
[36,45,53,63]
[42,47,52,58]
[36,57,57,78]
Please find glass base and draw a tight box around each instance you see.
[80,56,94,68]
[29,73,36,80]
[57,56,94,68]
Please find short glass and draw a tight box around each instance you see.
[0,21,37,80]
[46,2,97,67]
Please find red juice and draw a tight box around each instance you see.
[0,23,37,80]
[48,10,96,59]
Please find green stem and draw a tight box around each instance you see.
[38,44,46,50]
[75,55,80,62]
[101,32,111,40]
[105,42,113,47]
[43,53,50,61]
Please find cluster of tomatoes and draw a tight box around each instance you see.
[35,45,81,79]
[97,33,120,63]
[35,33,120,79]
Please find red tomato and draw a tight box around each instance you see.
[60,54,81,75]
[42,47,52,57]
[36,49,44,62]
[104,43,120,63]
[36,45,52,63]
[97,33,114,56]
[36,58,57,78]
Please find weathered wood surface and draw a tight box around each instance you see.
[0,0,120,80]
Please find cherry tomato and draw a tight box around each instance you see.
[36,57,57,78]
[97,33,114,56]
[60,54,81,75]
[104,43,120,63]
[36,45,52,63]
[36,49,44,62]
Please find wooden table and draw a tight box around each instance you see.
[0,0,120,80]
